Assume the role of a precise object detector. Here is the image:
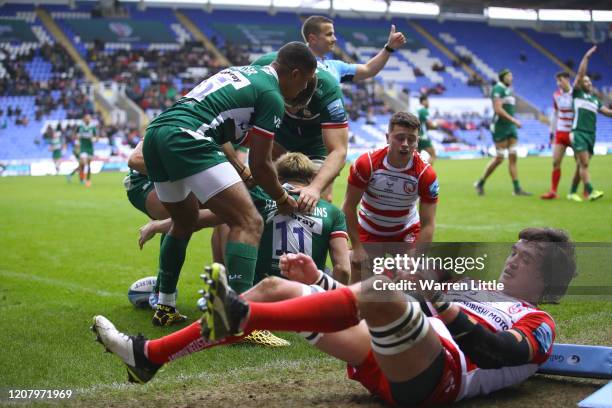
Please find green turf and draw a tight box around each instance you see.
[0,156,611,402]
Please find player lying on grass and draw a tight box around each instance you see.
[93,227,576,406]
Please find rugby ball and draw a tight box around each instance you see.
[128,276,157,308]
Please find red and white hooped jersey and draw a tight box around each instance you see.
[347,147,439,237]
[553,88,574,133]
[427,288,556,401]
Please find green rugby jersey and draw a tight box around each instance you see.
[252,52,347,157]
[50,137,62,152]
[78,123,97,150]
[123,169,152,192]
[147,66,285,145]
[572,88,602,134]
[249,184,348,278]
[418,107,430,139]
[491,82,516,129]
[252,52,347,128]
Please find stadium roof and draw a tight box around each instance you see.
[434,0,612,12]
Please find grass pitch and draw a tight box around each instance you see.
[0,155,611,406]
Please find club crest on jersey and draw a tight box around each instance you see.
[508,303,525,314]
[404,180,417,193]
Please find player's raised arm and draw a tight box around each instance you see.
[353,25,407,81]
[573,45,596,89]
[599,104,612,118]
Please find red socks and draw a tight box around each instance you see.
[551,168,561,193]
[244,287,359,334]
[146,321,246,364]
[145,287,360,365]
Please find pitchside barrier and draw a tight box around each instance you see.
[538,344,612,408]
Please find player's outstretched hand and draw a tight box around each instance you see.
[277,194,298,215]
[279,253,319,285]
[387,24,407,50]
[291,185,320,214]
[138,221,160,250]
[585,45,597,58]
[514,119,522,128]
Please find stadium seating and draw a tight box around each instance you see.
[333,16,482,98]
[417,19,563,111]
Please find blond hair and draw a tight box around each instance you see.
[275,152,316,184]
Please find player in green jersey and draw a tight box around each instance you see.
[77,114,98,187]
[474,69,530,196]
[252,51,349,210]
[417,95,437,165]
[567,46,612,202]
[139,153,351,286]
[211,52,350,272]
[49,133,63,174]
[130,42,316,326]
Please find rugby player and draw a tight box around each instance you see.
[210,51,350,269]
[252,51,349,209]
[541,72,581,200]
[77,114,98,187]
[49,132,63,174]
[474,69,530,196]
[301,15,406,85]
[568,46,612,202]
[342,112,438,282]
[139,153,351,287]
[417,94,437,165]
[92,227,576,407]
[129,42,316,326]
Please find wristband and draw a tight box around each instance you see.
[384,44,395,53]
[275,191,289,205]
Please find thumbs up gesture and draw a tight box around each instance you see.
[387,24,407,51]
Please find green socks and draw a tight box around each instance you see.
[158,234,189,301]
[154,233,167,293]
[225,241,258,294]
[512,179,520,192]
[585,183,593,195]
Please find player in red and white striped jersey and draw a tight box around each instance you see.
[343,112,439,281]
[541,72,581,200]
[93,227,576,406]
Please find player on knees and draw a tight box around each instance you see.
[139,152,351,287]
[417,95,437,165]
[541,72,580,200]
[568,46,612,202]
[474,69,530,196]
[133,42,315,326]
[342,112,438,282]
